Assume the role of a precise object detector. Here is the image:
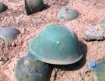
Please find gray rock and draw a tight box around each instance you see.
[3,57,9,62]
[57,6,79,21]
[0,61,4,66]
[83,26,104,41]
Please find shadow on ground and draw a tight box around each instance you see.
[54,41,87,71]
[43,4,50,10]
[26,4,50,15]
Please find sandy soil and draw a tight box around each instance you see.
[0,0,105,81]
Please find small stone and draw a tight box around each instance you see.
[1,17,3,20]
[3,57,9,62]
[83,26,104,41]
[52,1,57,5]
[77,72,84,81]
[51,12,54,15]
[57,6,79,21]
[0,61,4,66]
[0,57,2,61]
[7,11,11,14]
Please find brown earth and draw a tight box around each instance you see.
[0,0,105,81]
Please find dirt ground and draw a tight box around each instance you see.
[0,0,105,81]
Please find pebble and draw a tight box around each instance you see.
[76,72,84,81]
[3,57,9,62]
[83,26,104,41]
[1,17,3,20]
[0,57,2,61]
[0,61,4,66]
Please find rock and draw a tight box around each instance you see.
[76,72,84,81]
[57,6,79,21]
[83,26,104,41]
[0,61,4,66]
[3,57,9,62]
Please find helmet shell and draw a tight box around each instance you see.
[0,2,7,13]
[0,27,20,45]
[24,0,44,15]
[15,53,53,81]
[29,24,83,65]
[57,6,79,21]
[92,59,105,81]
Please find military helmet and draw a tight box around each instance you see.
[29,24,83,65]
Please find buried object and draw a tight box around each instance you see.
[29,23,83,65]
[15,53,53,81]
[24,0,44,15]
[0,2,7,13]
[92,58,105,81]
[57,6,79,21]
[0,27,20,44]
[99,19,105,31]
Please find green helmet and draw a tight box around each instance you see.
[24,0,44,15]
[15,53,53,81]
[92,59,105,81]
[0,2,7,13]
[29,24,83,65]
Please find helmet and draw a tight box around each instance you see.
[0,2,7,13]
[29,24,83,65]
[0,27,20,45]
[24,0,44,15]
[57,6,79,21]
[15,53,53,81]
